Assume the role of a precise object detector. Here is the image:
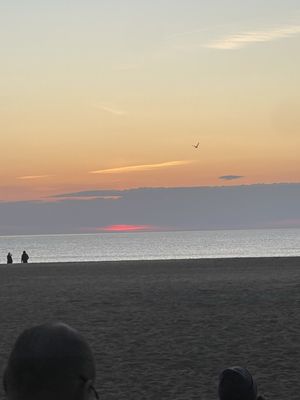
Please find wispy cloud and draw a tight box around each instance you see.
[17,175,53,180]
[90,160,194,175]
[219,175,244,181]
[206,25,300,50]
[92,103,127,116]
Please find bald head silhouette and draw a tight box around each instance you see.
[3,323,96,400]
[218,367,258,400]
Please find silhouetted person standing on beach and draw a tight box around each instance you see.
[7,253,13,264]
[21,250,29,263]
[3,322,97,400]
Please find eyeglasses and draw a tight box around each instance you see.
[80,375,99,400]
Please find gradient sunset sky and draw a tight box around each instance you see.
[1,1,299,201]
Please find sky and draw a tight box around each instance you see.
[0,1,299,233]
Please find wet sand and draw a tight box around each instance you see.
[0,257,299,400]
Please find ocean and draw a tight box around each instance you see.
[0,228,299,264]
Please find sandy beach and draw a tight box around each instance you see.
[0,257,299,400]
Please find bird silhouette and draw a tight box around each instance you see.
[193,142,199,149]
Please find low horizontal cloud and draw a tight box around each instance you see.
[51,190,125,198]
[51,195,121,202]
[206,25,300,50]
[17,175,53,180]
[219,175,244,181]
[92,103,127,116]
[90,160,194,175]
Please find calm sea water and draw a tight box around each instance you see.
[0,228,299,264]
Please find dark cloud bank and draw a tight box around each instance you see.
[0,183,299,235]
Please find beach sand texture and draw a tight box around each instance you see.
[0,257,299,400]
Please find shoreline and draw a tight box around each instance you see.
[1,255,300,266]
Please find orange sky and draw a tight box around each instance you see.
[1,2,299,201]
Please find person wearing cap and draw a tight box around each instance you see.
[3,322,99,400]
[218,366,265,400]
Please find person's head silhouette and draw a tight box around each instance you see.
[3,322,97,400]
[218,366,262,400]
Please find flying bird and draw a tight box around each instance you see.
[193,142,199,149]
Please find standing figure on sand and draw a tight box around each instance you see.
[7,252,13,264]
[21,251,29,263]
